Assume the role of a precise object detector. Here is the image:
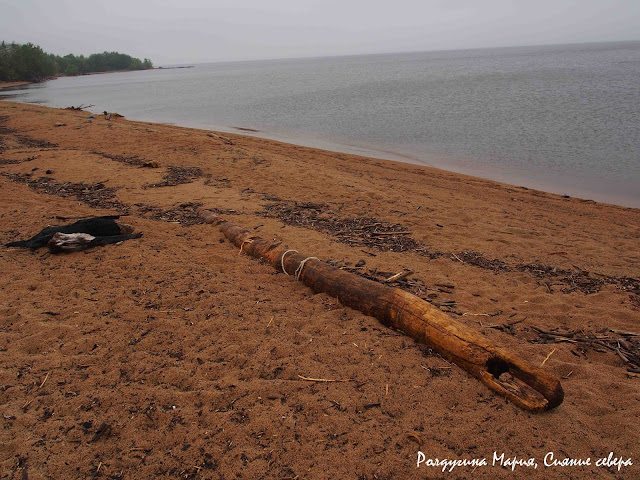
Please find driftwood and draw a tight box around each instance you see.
[203,212,564,412]
[65,104,94,111]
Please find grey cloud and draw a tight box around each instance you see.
[0,0,637,64]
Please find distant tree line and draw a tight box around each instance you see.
[0,41,153,82]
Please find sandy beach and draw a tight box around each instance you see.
[0,101,638,479]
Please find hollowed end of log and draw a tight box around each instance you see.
[487,357,511,378]
[483,356,564,412]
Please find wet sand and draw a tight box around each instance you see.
[0,102,638,479]
[0,82,32,89]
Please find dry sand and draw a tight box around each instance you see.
[0,102,638,479]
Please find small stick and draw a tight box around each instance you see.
[531,326,576,338]
[616,348,630,363]
[38,371,51,390]
[452,253,464,263]
[507,318,526,326]
[610,329,640,337]
[541,348,557,366]
[384,270,413,283]
[297,375,351,383]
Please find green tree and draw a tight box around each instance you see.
[0,41,154,82]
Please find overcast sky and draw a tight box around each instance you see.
[1,0,638,65]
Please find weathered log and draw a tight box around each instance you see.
[204,212,564,412]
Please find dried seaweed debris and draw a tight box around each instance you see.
[261,201,639,296]
[92,151,149,167]
[144,165,204,188]
[0,156,36,166]
[136,202,237,227]
[15,135,58,149]
[261,201,437,255]
[0,172,128,212]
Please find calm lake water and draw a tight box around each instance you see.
[3,41,639,207]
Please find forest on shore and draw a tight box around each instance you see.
[0,41,153,82]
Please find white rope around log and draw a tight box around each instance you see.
[239,239,254,255]
[281,249,298,275]
[295,256,319,281]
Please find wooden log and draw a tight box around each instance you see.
[205,213,564,412]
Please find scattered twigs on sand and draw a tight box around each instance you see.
[92,151,159,168]
[260,201,431,254]
[136,202,237,227]
[136,202,204,226]
[259,201,639,295]
[333,262,458,313]
[487,318,525,335]
[532,327,640,373]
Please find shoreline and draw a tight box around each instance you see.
[3,61,638,209]
[123,110,640,211]
[0,81,32,89]
[215,124,640,209]
[1,101,638,479]
[0,66,157,91]
[56,100,640,209]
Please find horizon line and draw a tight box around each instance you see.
[157,38,640,67]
